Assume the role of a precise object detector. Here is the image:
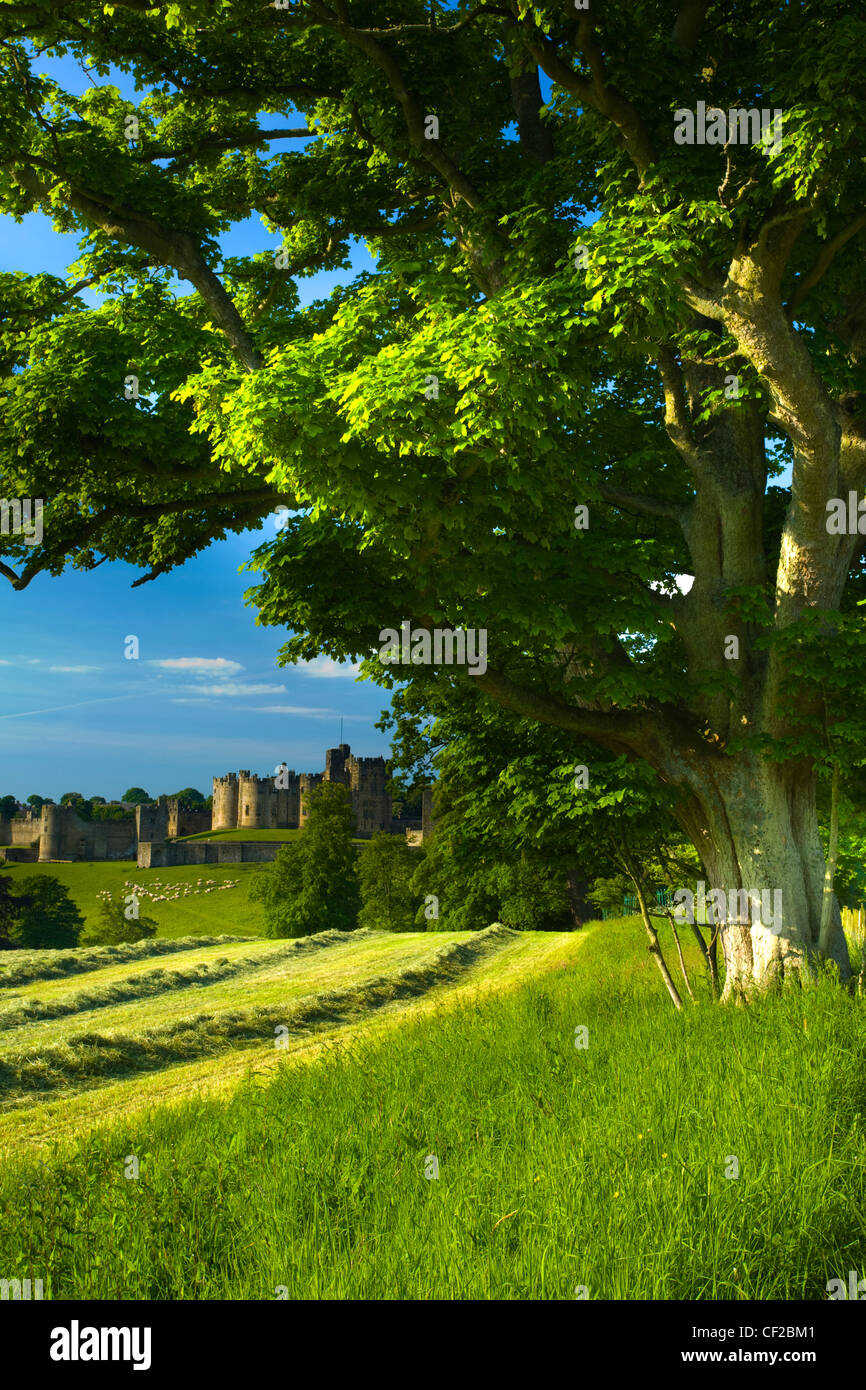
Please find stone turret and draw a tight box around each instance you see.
[38,803,63,861]
[238,771,272,830]
[212,772,239,830]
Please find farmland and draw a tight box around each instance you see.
[0,918,864,1299]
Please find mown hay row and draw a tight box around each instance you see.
[0,931,363,1029]
[0,926,517,1104]
[0,926,369,992]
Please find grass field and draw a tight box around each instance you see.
[0,860,269,937]
[0,916,864,1299]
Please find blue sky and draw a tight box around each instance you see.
[0,50,387,802]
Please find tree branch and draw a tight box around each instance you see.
[11,164,263,373]
[786,211,866,316]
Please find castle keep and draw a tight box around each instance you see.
[212,744,393,837]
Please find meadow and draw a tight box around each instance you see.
[0,915,864,1300]
[0,860,269,937]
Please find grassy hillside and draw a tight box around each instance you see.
[0,918,864,1299]
[0,860,269,937]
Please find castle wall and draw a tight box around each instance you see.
[8,813,41,848]
[0,845,39,863]
[138,840,289,869]
[39,805,136,862]
[167,800,211,839]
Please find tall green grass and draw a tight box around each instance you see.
[1,917,864,1299]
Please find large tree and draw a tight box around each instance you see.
[250,781,361,936]
[1,2,865,994]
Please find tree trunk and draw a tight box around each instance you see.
[565,868,589,928]
[664,907,697,1002]
[664,751,852,1000]
[818,762,840,956]
[618,845,683,1010]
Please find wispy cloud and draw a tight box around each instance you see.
[150,657,244,675]
[0,695,142,721]
[49,665,102,674]
[297,656,362,680]
[177,682,286,697]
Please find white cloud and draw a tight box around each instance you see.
[177,682,286,697]
[150,657,244,674]
[297,656,362,679]
[49,665,101,673]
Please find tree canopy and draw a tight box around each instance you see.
[2,1,865,992]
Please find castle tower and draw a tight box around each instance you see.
[348,755,391,834]
[212,773,239,830]
[324,744,351,785]
[135,798,170,845]
[238,771,272,830]
[39,803,63,861]
[298,773,323,827]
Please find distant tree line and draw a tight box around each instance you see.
[0,787,212,825]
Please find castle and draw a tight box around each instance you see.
[0,745,428,869]
[211,745,393,837]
